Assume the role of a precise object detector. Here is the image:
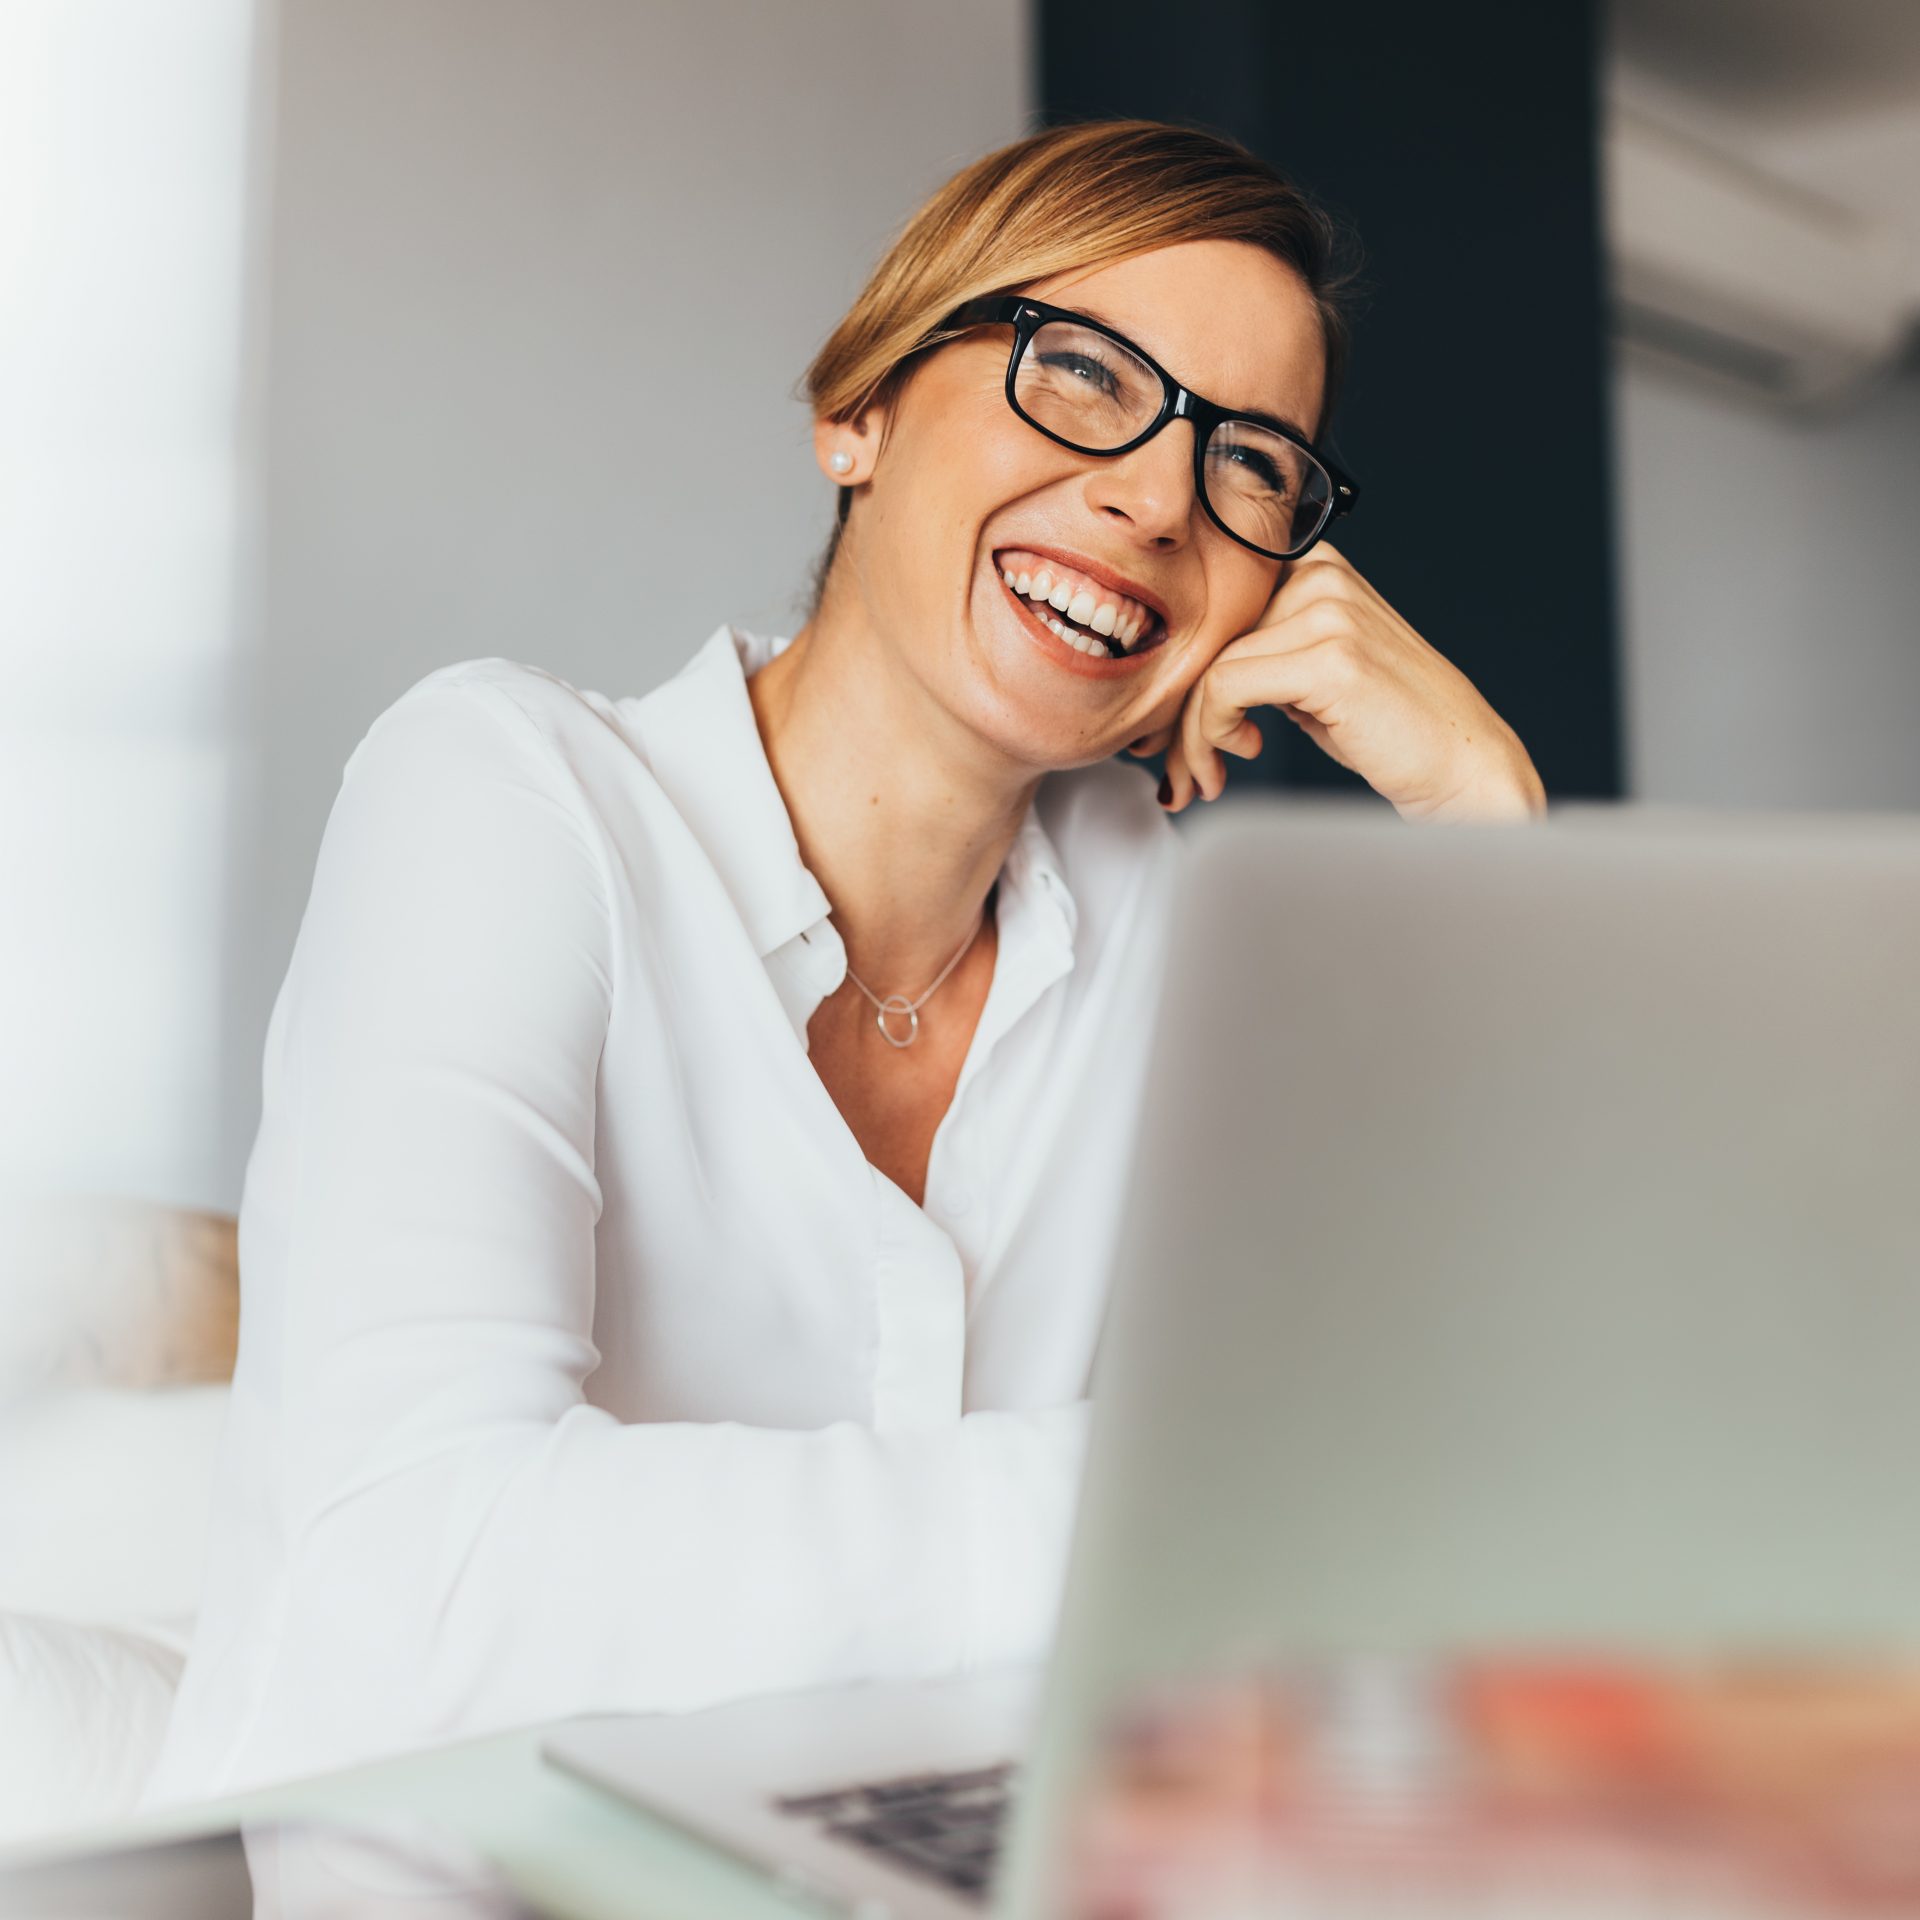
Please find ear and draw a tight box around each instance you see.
[812,397,890,488]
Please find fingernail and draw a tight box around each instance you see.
[1157,775,1172,806]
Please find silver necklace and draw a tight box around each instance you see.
[841,891,990,1050]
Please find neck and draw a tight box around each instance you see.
[746,597,1035,992]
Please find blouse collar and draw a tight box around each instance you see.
[630,624,1077,1040]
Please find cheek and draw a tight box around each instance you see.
[1222,551,1287,630]
[877,402,1046,556]
[961,410,1064,510]
[931,371,1071,499]
[1188,556,1284,661]
[1147,558,1284,715]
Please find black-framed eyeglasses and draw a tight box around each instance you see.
[931,295,1360,563]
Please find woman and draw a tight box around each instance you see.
[140,118,1542,1809]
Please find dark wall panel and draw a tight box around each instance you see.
[1043,1,1624,801]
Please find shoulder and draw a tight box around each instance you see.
[347,656,632,783]
[301,662,626,989]
[338,658,669,868]
[321,658,659,915]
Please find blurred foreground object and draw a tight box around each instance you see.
[1,1194,238,1399]
[0,1194,237,1846]
[1064,1654,1920,1918]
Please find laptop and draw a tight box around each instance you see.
[543,796,1920,1920]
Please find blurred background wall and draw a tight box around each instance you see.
[1606,0,1920,811]
[2,0,1916,1222]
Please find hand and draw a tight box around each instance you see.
[1129,543,1547,823]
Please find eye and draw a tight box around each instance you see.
[1224,443,1290,494]
[1038,350,1119,396]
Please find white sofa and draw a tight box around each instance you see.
[0,1381,230,1851]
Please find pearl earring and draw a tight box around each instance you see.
[829,451,853,474]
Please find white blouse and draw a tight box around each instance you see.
[139,623,1182,1810]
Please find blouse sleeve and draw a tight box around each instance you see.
[232,670,1087,1792]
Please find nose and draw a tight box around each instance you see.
[1081,418,1198,550]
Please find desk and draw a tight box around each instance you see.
[0,1721,826,1920]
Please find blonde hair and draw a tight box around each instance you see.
[796,117,1364,620]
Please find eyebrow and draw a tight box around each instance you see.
[1070,304,1316,444]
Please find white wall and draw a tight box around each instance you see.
[1610,331,1920,814]
[216,0,1031,1205]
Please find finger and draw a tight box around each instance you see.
[1167,706,1259,802]
[1223,713,1264,760]
[1205,640,1345,719]
[1178,676,1213,802]
[1180,668,1232,803]
[1220,592,1354,668]
[1124,723,1177,758]
[1182,652,1315,801]
[1258,541,1372,626]
[1302,538,1353,572]
[1282,702,1333,754]
[1162,732,1199,812]
[1190,645,1349,795]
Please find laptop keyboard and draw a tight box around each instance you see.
[774,1759,1014,1902]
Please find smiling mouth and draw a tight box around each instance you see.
[991,553,1169,661]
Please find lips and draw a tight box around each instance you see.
[989,560,1167,677]
[993,549,1167,654]
[990,556,1167,675]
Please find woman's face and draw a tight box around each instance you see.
[819,237,1329,773]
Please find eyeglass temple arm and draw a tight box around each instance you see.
[936,294,1024,333]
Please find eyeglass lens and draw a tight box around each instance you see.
[1012,318,1334,558]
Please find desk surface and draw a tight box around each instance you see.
[0,1720,828,1920]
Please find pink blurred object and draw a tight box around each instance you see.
[1060,1654,1920,1918]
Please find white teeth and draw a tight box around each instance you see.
[998,556,1160,645]
[1045,618,1110,659]
[997,555,1158,658]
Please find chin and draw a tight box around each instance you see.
[935,565,1162,771]
[934,669,1135,777]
